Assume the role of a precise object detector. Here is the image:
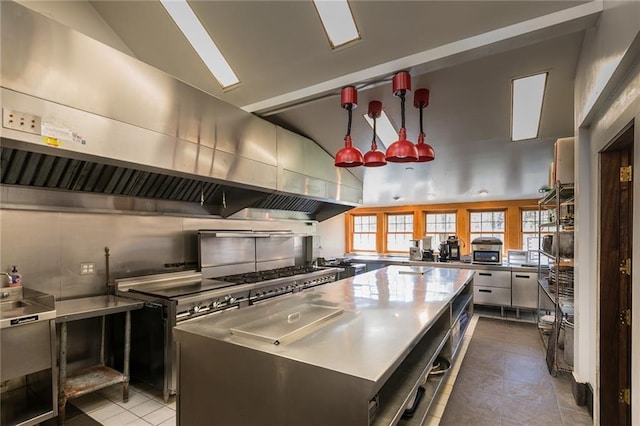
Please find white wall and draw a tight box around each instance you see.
[574,0,640,422]
[316,213,347,259]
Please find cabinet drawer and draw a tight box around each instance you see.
[474,286,511,306]
[473,270,511,288]
[511,273,538,309]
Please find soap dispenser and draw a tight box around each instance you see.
[9,265,22,287]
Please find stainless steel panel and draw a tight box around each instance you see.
[0,1,278,162]
[1,320,53,380]
[0,4,358,216]
[175,266,474,425]
[474,286,511,306]
[199,236,255,268]
[473,270,511,288]
[0,210,63,299]
[255,236,295,262]
[511,272,538,308]
[59,214,184,299]
[1,89,278,193]
[256,259,294,271]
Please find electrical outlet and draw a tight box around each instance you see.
[80,262,96,275]
[2,108,41,135]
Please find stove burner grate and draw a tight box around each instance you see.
[219,266,320,284]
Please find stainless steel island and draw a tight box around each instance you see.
[174,266,474,425]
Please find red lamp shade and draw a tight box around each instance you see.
[363,101,386,167]
[335,87,363,168]
[413,88,435,162]
[386,128,418,162]
[363,148,386,167]
[415,133,435,162]
[335,135,363,167]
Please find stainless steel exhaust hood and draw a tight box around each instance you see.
[0,1,362,221]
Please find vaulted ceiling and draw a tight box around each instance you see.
[41,1,603,205]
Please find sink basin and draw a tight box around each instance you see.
[0,288,56,327]
[1,299,31,309]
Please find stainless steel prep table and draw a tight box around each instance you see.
[55,296,143,424]
[175,265,474,425]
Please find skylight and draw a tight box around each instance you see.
[363,110,396,148]
[160,0,239,88]
[312,0,360,48]
[511,72,547,141]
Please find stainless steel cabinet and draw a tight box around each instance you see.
[473,270,511,308]
[511,272,538,308]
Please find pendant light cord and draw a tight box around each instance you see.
[399,92,406,128]
[346,105,353,136]
[419,103,424,134]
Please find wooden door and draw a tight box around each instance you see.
[599,123,634,425]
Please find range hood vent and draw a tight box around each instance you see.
[0,2,362,221]
[0,147,219,203]
[250,194,323,214]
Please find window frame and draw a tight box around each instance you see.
[384,212,415,253]
[521,208,551,264]
[351,214,378,253]
[469,209,507,247]
[423,211,457,250]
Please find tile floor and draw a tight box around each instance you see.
[437,315,592,425]
[50,311,591,426]
[42,382,176,426]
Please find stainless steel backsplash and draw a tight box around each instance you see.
[0,209,315,300]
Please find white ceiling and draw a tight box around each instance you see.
[81,1,600,206]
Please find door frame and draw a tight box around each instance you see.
[599,122,634,425]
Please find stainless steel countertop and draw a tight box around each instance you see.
[174,265,473,387]
[55,295,144,323]
[347,255,540,272]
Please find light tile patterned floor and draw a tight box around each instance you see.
[69,382,176,426]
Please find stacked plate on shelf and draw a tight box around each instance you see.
[538,314,555,335]
[548,266,574,297]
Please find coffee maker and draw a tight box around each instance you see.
[438,240,450,262]
[421,236,435,261]
[447,235,461,261]
[409,240,423,261]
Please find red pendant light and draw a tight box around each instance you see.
[386,71,418,163]
[335,86,364,167]
[413,88,435,162]
[363,101,387,167]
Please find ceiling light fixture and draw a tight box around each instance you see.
[335,71,435,168]
[511,72,547,141]
[312,0,360,48]
[385,72,419,163]
[413,88,435,162]
[363,101,386,167]
[334,86,364,167]
[160,0,240,88]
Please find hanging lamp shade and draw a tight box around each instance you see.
[386,72,418,163]
[363,101,386,167]
[335,136,364,167]
[335,86,363,167]
[414,88,435,162]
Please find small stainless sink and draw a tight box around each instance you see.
[2,299,31,309]
[0,288,56,327]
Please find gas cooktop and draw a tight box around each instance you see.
[219,266,321,284]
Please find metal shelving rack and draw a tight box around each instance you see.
[537,182,574,376]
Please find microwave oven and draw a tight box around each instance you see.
[471,237,503,264]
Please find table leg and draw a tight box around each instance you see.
[58,322,67,425]
[122,310,131,402]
